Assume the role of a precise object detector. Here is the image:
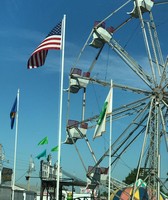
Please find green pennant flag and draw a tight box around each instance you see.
[51,146,59,152]
[38,136,48,145]
[36,149,46,159]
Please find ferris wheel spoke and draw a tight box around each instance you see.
[146,20,161,77]
[72,29,94,69]
[108,38,153,88]
[111,126,146,166]
[112,96,150,120]
[135,3,159,86]
[112,103,149,151]
[160,101,168,151]
[139,97,157,169]
[154,1,168,5]
[113,83,151,95]
[87,101,150,178]
[80,76,151,95]
[160,57,168,87]
[78,96,149,130]
[149,12,165,70]
[89,96,150,128]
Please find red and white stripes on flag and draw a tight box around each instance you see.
[27,21,62,69]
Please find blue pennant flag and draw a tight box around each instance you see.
[10,97,17,129]
[36,149,47,160]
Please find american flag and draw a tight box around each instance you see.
[27,21,62,69]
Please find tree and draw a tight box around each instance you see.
[123,168,168,196]
[123,168,137,185]
[123,168,148,185]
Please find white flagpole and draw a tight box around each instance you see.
[12,88,20,200]
[56,14,66,200]
[108,80,113,200]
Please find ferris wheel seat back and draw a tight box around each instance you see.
[87,166,109,187]
[69,78,89,93]
[63,135,77,144]
[89,27,112,48]
[69,68,90,93]
[66,120,88,139]
[70,67,82,76]
[127,0,154,18]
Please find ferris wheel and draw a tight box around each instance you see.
[65,0,168,199]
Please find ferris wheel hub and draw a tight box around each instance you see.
[153,87,164,101]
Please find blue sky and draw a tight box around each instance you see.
[0,0,168,190]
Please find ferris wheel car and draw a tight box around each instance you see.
[89,27,112,48]
[127,0,154,18]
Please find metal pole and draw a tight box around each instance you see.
[12,89,20,200]
[56,15,66,200]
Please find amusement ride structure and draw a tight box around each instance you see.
[64,0,168,199]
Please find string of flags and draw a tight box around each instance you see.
[36,136,59,159]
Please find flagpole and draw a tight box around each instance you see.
[56,15,66,200]
[12,89,20,200]
[108,80,113,200]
